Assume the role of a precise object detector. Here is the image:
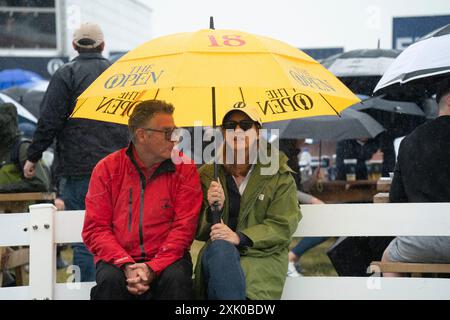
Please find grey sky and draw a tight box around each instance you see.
[137,0,449,50]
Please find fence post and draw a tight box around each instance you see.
[29,204,56,300]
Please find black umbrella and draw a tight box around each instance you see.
[1,86,28,103]
[21,90,45,118]
[322,49,401,77]
[351,96,425,117]
[264,108,384,141]
[2,85,47,118]
[322,49,401,96]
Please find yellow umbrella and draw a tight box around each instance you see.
[71,27,360,127]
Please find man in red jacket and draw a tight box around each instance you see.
[82,100,203,300]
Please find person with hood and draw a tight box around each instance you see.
[0,103,49,193]
[194,106,301,300]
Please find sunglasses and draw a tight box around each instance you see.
[221,120,257,131]
[142,127,183,142]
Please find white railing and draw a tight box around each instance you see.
[0,203,450,300]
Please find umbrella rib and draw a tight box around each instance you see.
[153,88,160,100]
[319,93,340,116]
[239,87,245,103]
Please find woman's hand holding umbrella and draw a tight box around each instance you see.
[210,220,240,245]
[207,180,226,225]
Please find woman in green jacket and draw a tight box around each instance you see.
[194,106,302,300]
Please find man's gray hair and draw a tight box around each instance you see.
[128,100,174,142]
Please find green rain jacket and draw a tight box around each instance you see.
[194,150,302,300]
[0,103,50,193]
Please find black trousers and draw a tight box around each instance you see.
[91,253,193,300]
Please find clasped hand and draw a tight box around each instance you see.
[123,263,155,295]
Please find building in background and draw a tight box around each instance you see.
[392,14,450,50]
[0,0,152,78]
[300,48,344,61]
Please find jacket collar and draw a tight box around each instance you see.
[125,143,175,182]
[74,52,107,61]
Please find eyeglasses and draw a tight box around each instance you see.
[221,120,257,131]
[141,127,183,142]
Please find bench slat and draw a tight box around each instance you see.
[295,203,450,237]
[55,211,85,244]
[0,286,29,300]
[54,282,95,300]
[0,213,30,246]
[281,277,450,300]
[0,192,55,202]
[370,261,450,274]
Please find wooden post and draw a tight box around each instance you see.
[29,204,56,300]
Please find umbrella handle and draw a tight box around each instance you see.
[209,203,222,225]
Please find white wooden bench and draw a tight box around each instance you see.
[0,203,449,300]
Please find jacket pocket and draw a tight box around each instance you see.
[128,188,133,232]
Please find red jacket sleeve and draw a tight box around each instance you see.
[82,159,135,268]
[146,163,203,275]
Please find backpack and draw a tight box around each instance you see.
[0,138,51,193]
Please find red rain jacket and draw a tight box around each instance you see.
[82,144,203,275]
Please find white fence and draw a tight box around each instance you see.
[1,203,450,300]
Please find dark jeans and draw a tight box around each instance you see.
[61,175,95,282]
[202,240,246,300]
[91,254,194,300]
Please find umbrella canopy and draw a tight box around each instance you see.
[21,90,45,118]
[0,69,43,90]
[0,92,38,124]
[1,86,28,103]
[264,108,384,141]
[374,24,450,96]
[321,49,401,97]
[71,28,359,127]
[352,95,425,117]
[322,49,401,78]
[2,81,48,118]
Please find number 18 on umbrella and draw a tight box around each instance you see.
[71,19,360,224]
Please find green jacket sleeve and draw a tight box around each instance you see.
[239,172,301,252]
[195,169,213,241]
[19,142,51,192]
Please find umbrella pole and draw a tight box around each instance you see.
[317,140,322,178]
[210,86,221,224]
[212,86,218,179]
[208,19,221,224]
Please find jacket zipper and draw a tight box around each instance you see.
[126,146,175,262]
[128,188,133,232]
[128,154,147,261]
[138,180,146,260]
